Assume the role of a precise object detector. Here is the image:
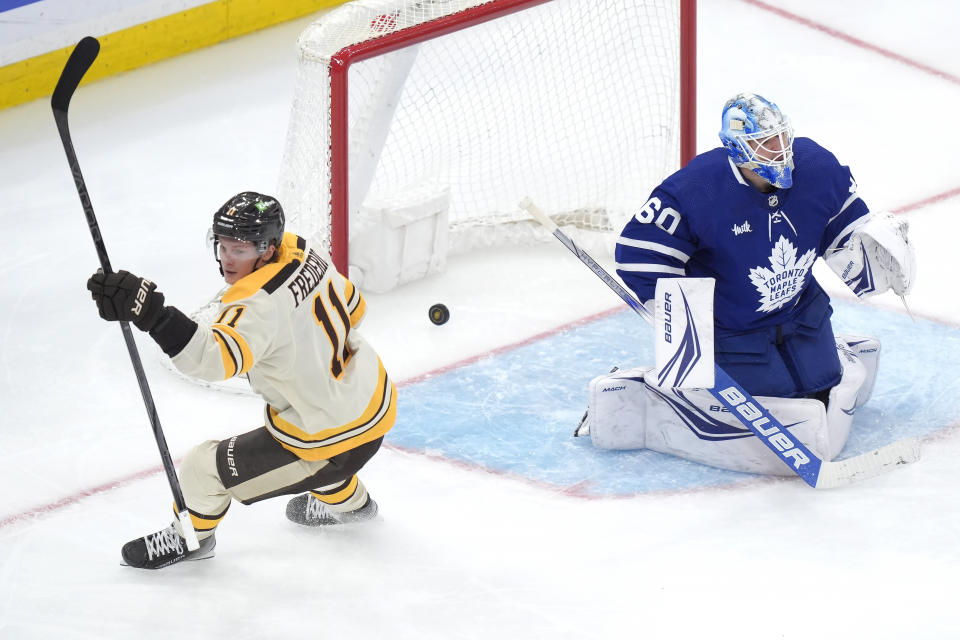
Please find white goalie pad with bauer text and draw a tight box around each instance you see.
[584,336,878,476]
[653,277,714,389]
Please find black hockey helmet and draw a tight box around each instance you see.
[211,191,285,254]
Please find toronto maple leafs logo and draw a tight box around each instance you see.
[748,236,816,312]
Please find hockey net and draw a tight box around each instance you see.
[276,0,696,291]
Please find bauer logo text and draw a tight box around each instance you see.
[226,435,239,477]
[717,386,810,469]
[663,292,672,343]
[132,278,152,315]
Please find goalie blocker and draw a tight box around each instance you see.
[580,335,879,475]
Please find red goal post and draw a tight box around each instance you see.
[277,0,697,289]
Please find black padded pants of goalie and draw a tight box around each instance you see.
[215,427,383,506]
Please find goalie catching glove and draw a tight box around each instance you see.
[826,212,915,297]
[86,269,166,331]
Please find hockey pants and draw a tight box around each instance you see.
[176,427,382,539]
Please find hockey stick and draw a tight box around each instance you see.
[520,197,920,488]
[52,37,200,549]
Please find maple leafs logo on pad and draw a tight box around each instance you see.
[748,236,816,312]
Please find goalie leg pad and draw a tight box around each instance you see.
[586,367,652,450]
[822,336,873,459]
[587,362,878,475]
[640,376,831,475]
[586,368,832,474]
[584,337,877,473]
[836,334,880,409]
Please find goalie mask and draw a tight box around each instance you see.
[719,93,795,189]
[208,191,285,270]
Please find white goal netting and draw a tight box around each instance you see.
[179,0,693,390]
[276,0,693,288]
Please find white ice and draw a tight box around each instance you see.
[1,1,959,638]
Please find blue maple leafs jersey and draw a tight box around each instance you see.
[616,137,870,332]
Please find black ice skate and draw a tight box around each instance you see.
[286,493,378,526]
[121,523,216,569]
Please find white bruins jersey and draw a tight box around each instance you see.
[172,233,396,460]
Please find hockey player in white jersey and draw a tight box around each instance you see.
[87,192,396,569]
[582,93,916,475]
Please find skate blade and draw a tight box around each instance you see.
[119,548,216,568]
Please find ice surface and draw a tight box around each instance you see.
[1,1,959,638]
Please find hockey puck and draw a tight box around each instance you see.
[428,303,450,325]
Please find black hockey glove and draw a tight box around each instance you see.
[86,269,166,332]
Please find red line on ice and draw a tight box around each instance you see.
[739,0,960,86]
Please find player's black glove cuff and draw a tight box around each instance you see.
[148,306,198,357]
[86,269,166,332]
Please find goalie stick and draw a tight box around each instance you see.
[520,197,920,488]
[52,37,200,550]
